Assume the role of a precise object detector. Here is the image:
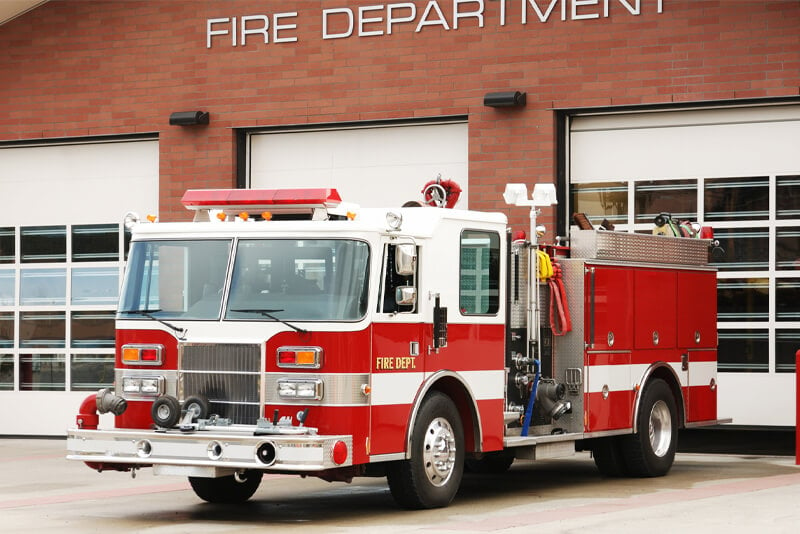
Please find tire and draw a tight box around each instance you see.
[386,392,465,509]
[151,395,181,428]
[189,471,263,504]
[619,379,678,477]
[183,395,209,422]
[591,437,627,477]
[465,450,515,474]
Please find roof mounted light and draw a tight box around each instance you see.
[181,188,343,222]
[502,183,558,207]
[123,211,140,231]
[386,211,403,231]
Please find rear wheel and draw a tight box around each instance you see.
[620,379,678,477]
[189,471,263,504]
[386,392,464,509]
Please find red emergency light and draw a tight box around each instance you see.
[181,188,342,221]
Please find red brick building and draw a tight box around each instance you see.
[1,1,798,434]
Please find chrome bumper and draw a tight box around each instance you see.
[66,426,353,472]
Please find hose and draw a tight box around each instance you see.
[520,359,541,437]
[548,262,572,335]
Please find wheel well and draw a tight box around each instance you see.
[635,365,685,431]
[422,376,480,453]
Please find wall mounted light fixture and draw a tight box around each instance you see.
[169,111,210,126]
[484,91,527,108]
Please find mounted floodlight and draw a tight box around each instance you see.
[502,184,532,207]
[532,183,558,207]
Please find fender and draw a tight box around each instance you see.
[631,361,686,432]
[403,369,483,458]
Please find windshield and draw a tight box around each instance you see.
[118,239,232,320]
[226,239,370,321]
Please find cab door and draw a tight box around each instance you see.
[369,240,426,456]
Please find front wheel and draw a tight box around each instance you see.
[189,471,263,504]
[620,379,678,477]
[386,392,464,509]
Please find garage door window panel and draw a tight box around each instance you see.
[776,228,800,271]
[0,227,13,264]
[20,268,66,306]
[776,330,799,373]
[0,354,13,390]
[72,267,119,305]
[570,182,627,227]
[776,176,800,219]
[634,179,696,223]
[72,224,119,262]
[19,353,65,391]
[21,226,66,263]
[0,270,14,306]
[709,228,769,271]
[718,329,768,372]
[71,311,115,348]
[70,353,114,391]
[20,312,65,348]
[704,177,769,222]
[717,278,768,321]
[0,312,13,348]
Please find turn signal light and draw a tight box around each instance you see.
[121,344,164,366]
[277,346,323,369]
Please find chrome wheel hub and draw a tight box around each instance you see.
[648,399,672,457]
[422,417,456,487]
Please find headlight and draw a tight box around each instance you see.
[122,375,164,397]
[277,379,323,401]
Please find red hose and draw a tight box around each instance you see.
[548,262,572,336]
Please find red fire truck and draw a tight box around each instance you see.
[67,183,722,509]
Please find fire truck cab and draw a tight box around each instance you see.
[67,185,721,509]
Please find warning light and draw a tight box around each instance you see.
[276,346,323,369]
[121,344,164,366]
[239,211,249,221]
[262,211,273,221]
[347,211,357,220]
[146,214,157,223]
[216,212,227,221]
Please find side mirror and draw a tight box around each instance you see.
[395,244,417,276]
[395,286,417,307]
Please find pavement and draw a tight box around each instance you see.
[1,436,798,533]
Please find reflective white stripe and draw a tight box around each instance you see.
[688,361,717,387]
[460,370,505,400]
[371,372,424,406]
[370,370,505,406]
[587,362,688,394]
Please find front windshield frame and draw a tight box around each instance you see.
[225,238,371,323]
[117,238,233,321]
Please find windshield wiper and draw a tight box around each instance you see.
[120,308,187,338]
[230,308,308,334]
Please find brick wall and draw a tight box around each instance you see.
[1,0,798,227]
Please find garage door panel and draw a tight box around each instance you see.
[249,122,468,208]
[570,105,800,182]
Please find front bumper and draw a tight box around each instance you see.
[66,426,353,472]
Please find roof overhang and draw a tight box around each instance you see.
[0,0,48,26]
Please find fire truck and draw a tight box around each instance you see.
[66,182,722,509]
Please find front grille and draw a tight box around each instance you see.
[179,343,261,424]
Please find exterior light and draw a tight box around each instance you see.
[484,91,527,108]
[169,111,210,126]
[386,211,403,231]
[531,183,558,206]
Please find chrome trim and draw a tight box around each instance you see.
[404,370,484,458]
[66,427,353,472]
[265,373,369,406]
[116,369,178,400]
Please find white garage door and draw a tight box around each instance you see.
[0,138,159,435]
[248,121,469,209]
[0,139,159,226]
[568,104,800,427]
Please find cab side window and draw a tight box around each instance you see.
[459,230,500,315]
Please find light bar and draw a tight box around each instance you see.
[181,188,342,211]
